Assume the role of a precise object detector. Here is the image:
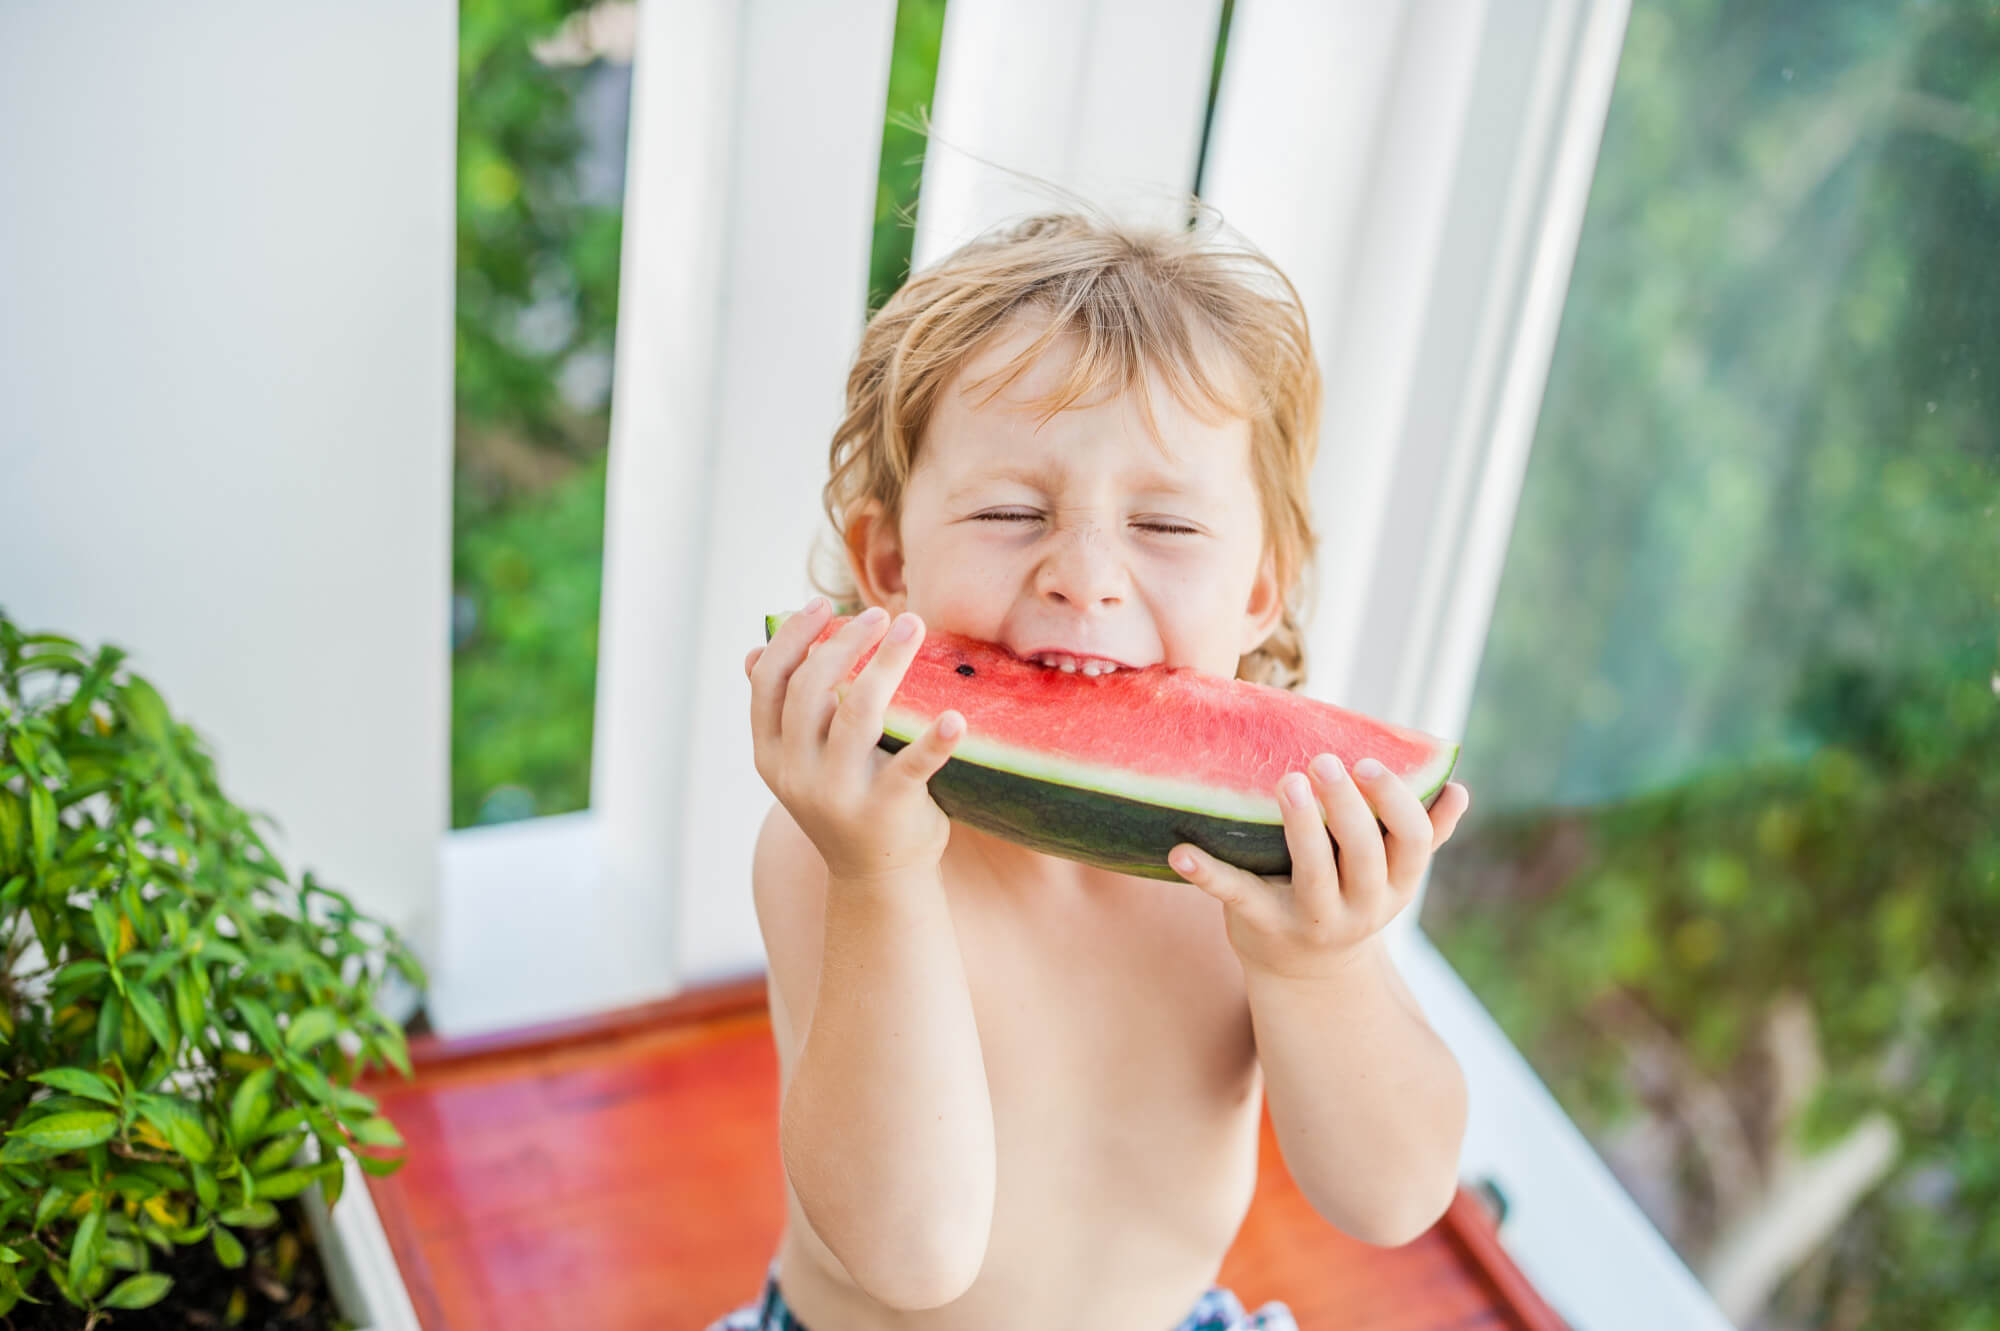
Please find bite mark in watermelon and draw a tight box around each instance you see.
[765,612,1460,882]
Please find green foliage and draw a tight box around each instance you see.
[452,0,621,829]
[456,0,621,488]
[451,451,610,827]
[869,0,949,315]
[0,610,424,1324]
[451,0,949,827]
[1423,0,2000,1323]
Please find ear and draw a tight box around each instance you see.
[1241,546,1286,658]
[844,499,908,615]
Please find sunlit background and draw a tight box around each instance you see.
[3,0,1992,1326]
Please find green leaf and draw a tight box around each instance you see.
[173,969,204,1048]
[252,1131,306,1175]
[33,1187,70,1231]
[118,676,172,747]
[287,1058,338,1107]
[235,995,281,1054]
[211,1224,245,1270]
[95,992,123,1065]
[284,1006,340,1054]
[27,783,55,873]
[376,1021,414,1079]
[357,1151,405,1178]
[135,1095,213,1165]
[27,1069,120,1107]
[91,898,120,961]
[215,1200,277,1229]
[190,1162,218,1211]
[68,1205,103,1291]
[101,1270,173,1309]
[252,1127,306,1167]
[351,1116,404,1149]
[125,984,175,1057]
[250,1169,314,1200]
[0,1137,58,1165]
[7,1110,118,1152]
[0,789,23,868]
[229,1067,275,1147]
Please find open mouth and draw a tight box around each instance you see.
[1018,650,1135,677]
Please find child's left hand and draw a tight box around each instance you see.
[1169,755,1471,984]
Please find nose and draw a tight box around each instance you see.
[1036,524,1126,610]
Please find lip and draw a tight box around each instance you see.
[1013,645,1145,671]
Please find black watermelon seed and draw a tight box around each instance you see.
[956,663,975,676]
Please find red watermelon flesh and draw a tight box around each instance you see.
[766,611,1460,880]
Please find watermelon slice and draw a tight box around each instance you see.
[764,612,1459,882]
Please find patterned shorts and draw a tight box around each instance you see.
[705,1256,1298,1331]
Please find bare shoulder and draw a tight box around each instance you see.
[751,799,829,1074]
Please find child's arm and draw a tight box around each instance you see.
[745,606,994,1308]
[760,826,996,1309]
[1244,936,1467,1247]
[1170,759,1475,1247]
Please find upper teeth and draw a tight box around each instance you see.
[1030,652,1124,676]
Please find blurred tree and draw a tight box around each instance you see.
[452,0,949,827]
[1422,1,2000,1325]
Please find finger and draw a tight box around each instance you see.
[1348,756,1433,891]
[744,645,765,678]
[1276,771,1341,922]
[827,611,924,779]
[782,606,888,775]
[879,707,967,793]
[1308,754,1390,911]
[750,598,832,767]
[1430,782,1470,851]
[1169,843,1277,926]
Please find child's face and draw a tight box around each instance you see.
[851,310,1286,680]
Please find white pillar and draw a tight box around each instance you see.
[913,0,1225,269]
[592,0,899,988]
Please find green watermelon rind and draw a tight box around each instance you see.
[763,612,1460,881]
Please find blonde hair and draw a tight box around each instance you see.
[811,200,1322,690]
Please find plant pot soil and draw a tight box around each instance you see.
[7,1197,348,1331]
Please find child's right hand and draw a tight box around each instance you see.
[744,599,968,885]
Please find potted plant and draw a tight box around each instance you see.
[0,608,426,1329]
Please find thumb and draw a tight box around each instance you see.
[885,710,966,788]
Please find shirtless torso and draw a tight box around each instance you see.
[764,811,1266,1331]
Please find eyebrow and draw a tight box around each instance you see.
[948,462,1194,501]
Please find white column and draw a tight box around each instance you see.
[592,0,899,989]
[1201,0,1491,711]
[912,0,1225,270]
[0,1,455,973]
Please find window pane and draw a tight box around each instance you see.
[1418,4,1999,1328]
[451,3,632,828]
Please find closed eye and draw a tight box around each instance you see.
[973,512,1198,535]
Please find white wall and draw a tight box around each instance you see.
[0,2,456,969]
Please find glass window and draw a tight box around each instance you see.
[1418,4,1999,1327]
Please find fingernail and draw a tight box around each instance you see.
[1283,772,1312,806]
[889,613,917,642]
[859,605,887,626]
[1354,757,1386,779]
[805,596,828,616]
[1310,753,1342,782]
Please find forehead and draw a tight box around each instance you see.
[925,310,1251,494]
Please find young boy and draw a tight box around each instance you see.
[716,211,1472,1331]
